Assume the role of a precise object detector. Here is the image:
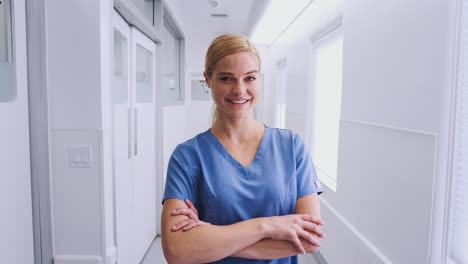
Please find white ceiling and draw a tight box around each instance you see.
[179,0,269,38]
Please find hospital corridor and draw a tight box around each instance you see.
[1,0,467,263]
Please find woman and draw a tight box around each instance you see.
[161,34,324,264]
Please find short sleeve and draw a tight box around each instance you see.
[162,144,198,205]
[294,133,324,198]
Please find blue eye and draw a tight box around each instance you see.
[247,77,256,81]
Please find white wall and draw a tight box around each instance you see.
[0,1,35,263]
[160,0,213,179]
[261,0,457,263]
[46,0,115,263]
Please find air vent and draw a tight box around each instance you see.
[210,13,229,18]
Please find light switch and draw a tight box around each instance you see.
[81,151,89,163]
[70,145,92,168]
[72,151,81,163]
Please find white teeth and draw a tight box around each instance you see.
[230,99,248,104]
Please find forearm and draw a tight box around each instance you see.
[232,193,323,260]
[231,238,318,260]
[162,217,267,264]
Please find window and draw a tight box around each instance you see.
[0,0,15,102]
[309,28,343,191]
[113,30,128,104]
[275,58,287,128]
[136,44,154,103]
[448,0,468,262]
[162,16,182,102]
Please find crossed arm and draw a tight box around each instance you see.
[161,193,323,264]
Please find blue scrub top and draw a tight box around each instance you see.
[163,126,324,264]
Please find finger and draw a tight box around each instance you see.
[298,230,320,247]
[171,219,195,231]
[199,221,211,226]
[292,236,306,254]
[182,221,200,231]
[172,208,197,220]
[302,222,324,238]
[172,219,194,231]
[300,214,323,225]
[172,208,192,215]
[185,199,198,215]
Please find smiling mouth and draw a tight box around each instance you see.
[227,98,251,104]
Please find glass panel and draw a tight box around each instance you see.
[163,20,180,101]
[135,44,153,103]
[0,0,15,102]
[113,30,128,104]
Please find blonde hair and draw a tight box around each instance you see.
[205,34,261,123]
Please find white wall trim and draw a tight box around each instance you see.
[97,129,105,261]
[113,0,162,43]
[106,245,117,264]
[309,15,343,48]
[431,0,465,263]
[320,197,393,264]
[340,118,438,137]
[161,0,185,39]
[54,255,103,264]
[25,0,53,263]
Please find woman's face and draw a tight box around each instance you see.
[205,51,260,121]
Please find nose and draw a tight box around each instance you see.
[231,80,247,96]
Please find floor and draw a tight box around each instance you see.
[140,236,322,264]
[141,236,167,264]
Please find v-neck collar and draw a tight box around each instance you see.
[206,125,270,174]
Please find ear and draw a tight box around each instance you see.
[203,71,212,89]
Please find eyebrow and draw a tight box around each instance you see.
[216,70,259,76]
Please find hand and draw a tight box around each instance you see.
[263,214,324,254]
[171,199,211,231]
[301,235,321,254]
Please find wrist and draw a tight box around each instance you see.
[256,217,271,239]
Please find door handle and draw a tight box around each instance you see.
[134,108,138,156]
[128,107,132,159]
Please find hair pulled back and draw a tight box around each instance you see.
[205,34,261,78]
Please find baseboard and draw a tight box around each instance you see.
[54,255,102,264]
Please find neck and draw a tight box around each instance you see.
[211,114,263,143]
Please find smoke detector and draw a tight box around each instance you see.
[209,0,228,18]
[209,0,222,9]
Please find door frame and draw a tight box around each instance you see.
[25,0,53,263]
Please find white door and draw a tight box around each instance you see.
[0,0,35,263]
[131,26,157,261]
[112,12,157,264]
[112,11,135,264]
